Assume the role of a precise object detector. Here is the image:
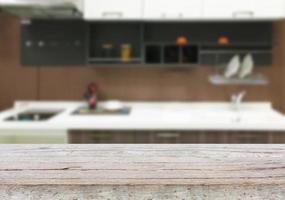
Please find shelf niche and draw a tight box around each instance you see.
[88,22,143,64]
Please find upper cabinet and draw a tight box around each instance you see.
[204,0,285,19]
[83,0,285,21]
[143,0,203,20]
[84,0,142,20]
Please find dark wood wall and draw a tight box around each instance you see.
[0,15,284,113]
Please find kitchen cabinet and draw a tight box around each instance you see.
[84,0,142,20]
[20,20,272,66]
[0,130,67,144]
[143,0,203,20]
[84,0,285,21]
[204,0,285,19]
[88,22,143,64]
[226,132,269,144]
[150,132,201,144]
[21,20,87,66]
[68,131,285,144]
[69,131,136,144]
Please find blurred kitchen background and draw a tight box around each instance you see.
[0,0,285,144]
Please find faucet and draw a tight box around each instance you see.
[231,91,246,110]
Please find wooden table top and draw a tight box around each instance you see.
[0,144,285,186]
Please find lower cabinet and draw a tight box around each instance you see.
[0,130,68,144]
[68,130,285,144]
[69,131,136,144]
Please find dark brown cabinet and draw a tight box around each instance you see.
[68,130,285,144]
[69,131,136,144]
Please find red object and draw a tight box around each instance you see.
[86,82,98,109]
[88,95,97,109]
[87,82,97,93]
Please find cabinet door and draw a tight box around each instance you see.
[0,130,67,144]
[151,132,182,143]
[84,0,142,20]
[21,20,87,66]
[144,0,203,20]
[68,131,136,144]
[204,0,253,19]
[227,132,269,144]
[204,0,285,19]
[251,0,285,19]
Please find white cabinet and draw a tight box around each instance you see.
[204,0,285,19]
[251,0,285,18]
[143,0,203,20]
[84,0,142,20]
[84,0,285,21]
[0,130,67,144]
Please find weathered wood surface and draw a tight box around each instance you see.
[0,145,285,199]
[0,144,284,186]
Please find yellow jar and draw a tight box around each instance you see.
[121,44,131,62]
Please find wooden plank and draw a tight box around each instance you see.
[0,145,284,186]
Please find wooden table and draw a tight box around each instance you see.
[0,145,284,199]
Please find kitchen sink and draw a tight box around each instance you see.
[5,109,62,122]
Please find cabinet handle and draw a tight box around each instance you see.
[161,13,184,19]
[156,133,181,139]
[161,13,167,18]
[102,11,123,18]
[232,11,254,18]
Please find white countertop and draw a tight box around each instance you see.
[0,101,285,131]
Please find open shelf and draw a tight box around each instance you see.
[209,74,269,85]
[85,22,273,66]
[144,43,199,65]
[88,22,143,64]
[200,44,272,66]
[88,57,142,64]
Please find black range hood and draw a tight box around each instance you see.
[0,0,83,19]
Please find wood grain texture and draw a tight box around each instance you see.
[68,130,285,144]
[0,145,284,186]
[0,15,38,110]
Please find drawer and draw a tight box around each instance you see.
[149,132,202,144]
[227,132,269,144]
[68,131,136,144]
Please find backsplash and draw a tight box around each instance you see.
[0,15,284,113]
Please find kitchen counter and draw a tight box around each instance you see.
[0,144,284,199]
[0,101,285,131]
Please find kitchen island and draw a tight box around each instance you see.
[0,101,285,143]
[0,144,284,199]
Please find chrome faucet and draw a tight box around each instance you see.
[231,91,246,110]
